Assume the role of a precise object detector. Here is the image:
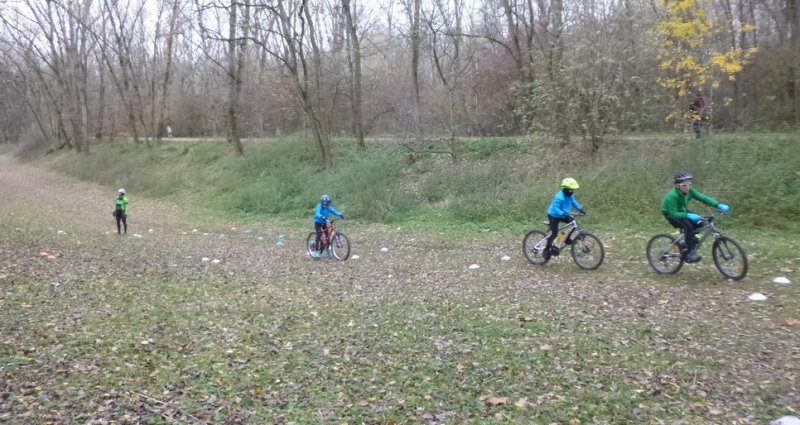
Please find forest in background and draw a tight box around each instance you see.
[0,0,798,166]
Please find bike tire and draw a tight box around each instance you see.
[712,236,748,280]
[306,232,318,256]
[646,234,684,274]
[570,232,604,270]
[522,230,549,264]
[331,232,351,261]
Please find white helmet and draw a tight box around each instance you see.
[118,188,126,195]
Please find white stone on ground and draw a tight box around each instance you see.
[771,416,800,425]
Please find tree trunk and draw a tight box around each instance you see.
[342,0,365,148]
[158,0,181,143]
[411,0,421,130]
[790,0,800,124]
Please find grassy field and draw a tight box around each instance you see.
[1,133,799,424]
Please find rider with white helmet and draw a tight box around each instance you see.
[113,188,129,234]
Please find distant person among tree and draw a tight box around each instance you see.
[312,194,344,258]
[166,125,173,138]
[689,92,707,138]
[543,178,586,261]
[113,188,129,235]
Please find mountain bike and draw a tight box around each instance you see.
[306,218,351,260]
[522,214,605,270]
[646,211,747,280]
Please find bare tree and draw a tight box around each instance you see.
[253,0,333,168]
[342,0,365,148]
[195,0,248,155]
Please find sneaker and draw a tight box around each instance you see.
[550,246,560,256]
[542,247,551,261]
[311,250,322,258]
[685,249,702,263]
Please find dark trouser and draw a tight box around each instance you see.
[545,215,571,249]
[693,119,702,138]
[314,222,327,252]
[115,211,127,234]
[666,216,702,252]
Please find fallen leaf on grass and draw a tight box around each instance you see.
[514,398,530,410]
[519,316,534,322]
[539,344,553,352]
[480,395,508,406]
[785,318,800,326]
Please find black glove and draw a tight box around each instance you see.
[579,209,586,216]
[340,214,346,220]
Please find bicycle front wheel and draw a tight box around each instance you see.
[330,232,351,260]
[570,232,604,270]
[522,230,549,264]
[646,234,684,274]
[712,236,748,280]
[306,232,318,256]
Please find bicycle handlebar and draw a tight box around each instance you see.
[703,209,729,222]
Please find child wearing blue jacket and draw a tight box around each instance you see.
[544,178,585,260]
[312,194,345,258]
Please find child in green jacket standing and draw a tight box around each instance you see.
[114,188,129,234]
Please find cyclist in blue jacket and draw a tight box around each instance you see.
[543,178,585,260]
[312,194,345,258]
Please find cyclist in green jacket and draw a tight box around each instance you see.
[661,172,729,263]
[113,188,129,234]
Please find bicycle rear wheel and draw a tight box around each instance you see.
[330,232,351,260]
[570,232,604,270]
[646,234,684,274]
[712,236,748,280]
[522,230,549,264]
[306,232,318,256]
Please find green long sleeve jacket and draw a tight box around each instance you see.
[661,187,717,219]
[114,196,129,214]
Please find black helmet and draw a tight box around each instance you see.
[673,171,693,184]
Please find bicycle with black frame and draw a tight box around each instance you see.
[522,213,605,270]
[646,210,747,280]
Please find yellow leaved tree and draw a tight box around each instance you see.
[655,0,756,128]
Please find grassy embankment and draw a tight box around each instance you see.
[35,133,799,231]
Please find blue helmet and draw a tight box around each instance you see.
[673,171,693,184]
[320,194,331,206]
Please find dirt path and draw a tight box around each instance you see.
[1,154,798,423]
